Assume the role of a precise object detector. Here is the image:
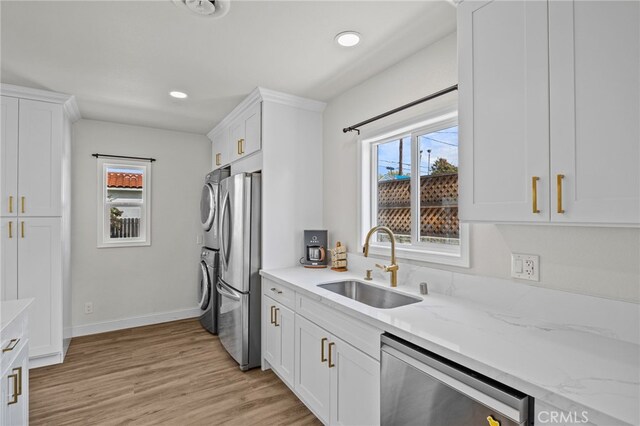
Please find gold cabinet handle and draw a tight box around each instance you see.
[321,337,328,362]
[12,367,22,396]
[8,221,12,239]
[532,176,540,214]
[237,139,241,155]
[270,305,275,324]
[328,342,335,368]
[274,308,280,326]
[215,153,221,166]
[2,338,20,352]
[270,287,283,295]
[7,373,18,405]
[240,139,244,154]
[20,196,25,213]
[8,196,13,213]
[21,221,24,238]
[557,174,565,214]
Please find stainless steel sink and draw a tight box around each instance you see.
[317,280,422,309]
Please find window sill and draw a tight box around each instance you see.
[98,240,151,249]
[367,243,469,268]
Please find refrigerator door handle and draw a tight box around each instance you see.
[220,190,230,270]
[217,280,241,302]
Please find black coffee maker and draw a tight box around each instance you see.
[302,230,328,268]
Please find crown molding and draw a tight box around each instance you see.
[207,87,326,140]
[0,83,81,122]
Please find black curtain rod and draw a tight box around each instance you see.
[342,84,458,135]
[92,153,156,162]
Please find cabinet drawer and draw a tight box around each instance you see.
[262,278,295,310]
[296,294,382,361]
[0,314,27,374]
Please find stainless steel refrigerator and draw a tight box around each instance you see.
[217,172,261,370]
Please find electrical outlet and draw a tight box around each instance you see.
[511,254,539,281]
[84,302,93,314]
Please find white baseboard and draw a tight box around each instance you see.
[71,307,201,338]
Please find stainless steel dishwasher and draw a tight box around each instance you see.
[381,334,532,426]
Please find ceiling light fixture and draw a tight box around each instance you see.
[169,91,188,99]
[335,31,361,47]
[172,0,231,19]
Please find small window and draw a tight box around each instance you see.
[361,109,469,267]
[97,158,151,248]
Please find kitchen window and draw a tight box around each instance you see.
[97,158,151,248]
[359,108,469,266]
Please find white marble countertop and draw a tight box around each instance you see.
[260,267,640,426]
[1,298,33,333]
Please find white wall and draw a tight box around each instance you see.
[71,119,212,331]
[323,33,640,303]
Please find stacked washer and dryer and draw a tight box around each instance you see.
[198,169,229,334]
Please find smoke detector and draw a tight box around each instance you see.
[173,0,230,18]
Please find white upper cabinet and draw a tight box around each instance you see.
[549,0,639,224]
[230,101,261,162]
[1,96,64,218]
[1,97,19,217]
[211,129,229,170]
[459,0,639,225]
[459,0,550,223]
[18,99,63,217]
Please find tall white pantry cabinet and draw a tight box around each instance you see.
[1,84,79,368]
[458,0,639,225]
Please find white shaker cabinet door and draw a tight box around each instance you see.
[458,0,550,222]
[277,303,295,387]
[294,314,330,423]
[549,0,640,224]
[17,217,62,359]
[17,99,63,217]
[1,96,19,217]
[0,218,18,301]
[329,335,380,426]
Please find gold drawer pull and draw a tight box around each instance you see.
[20,196,25,213]
[531,176,540,214]
[274,308,280,326]
[8,196,13,213]
[216,153,221,166]
[270,306,275,324]
[2,338,20,352]
[321,337,328,362]
[12,367,22,396]
[7,373,18,405]
[8,221,12,239]
[21,221,24,238]
[557,174,565,214]
[270,287,283,295]
[328,342,335,368]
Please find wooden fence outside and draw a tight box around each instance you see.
[110,217,141,239]
[377,173,458,238]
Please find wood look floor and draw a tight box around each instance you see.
[30,319,321,425]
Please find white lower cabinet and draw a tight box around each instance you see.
[294,314,380,425]
[329,334,379,426]
[294,315,332,421]
[263,295,295,387]
[262,278,381,425]
[2,342,29,426]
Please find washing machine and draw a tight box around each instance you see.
[198,247,219,334]
[200,169,230,250]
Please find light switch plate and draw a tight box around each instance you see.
[511,253,539,281]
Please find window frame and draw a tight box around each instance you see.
[96,158,151,248]
[358,107,469,267]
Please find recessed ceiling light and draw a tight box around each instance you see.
[335,31,361,47]
[169,91,188,99]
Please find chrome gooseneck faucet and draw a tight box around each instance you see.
[363,226,399,287]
